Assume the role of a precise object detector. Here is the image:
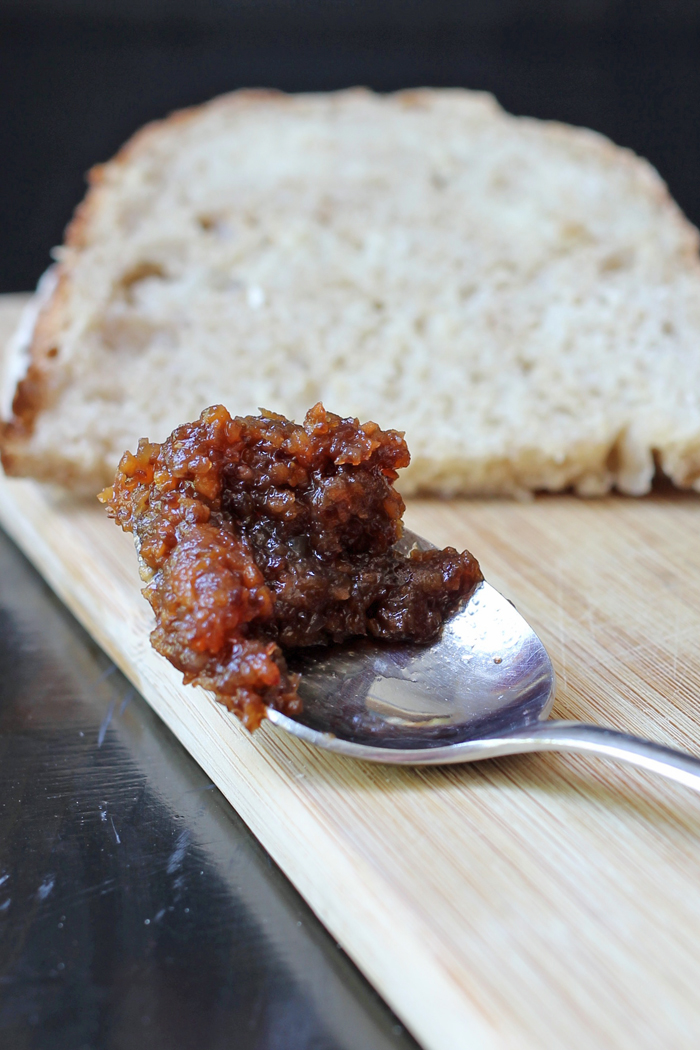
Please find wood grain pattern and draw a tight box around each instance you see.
[3,296,700,1049]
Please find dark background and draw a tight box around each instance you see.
[1,0,700,292]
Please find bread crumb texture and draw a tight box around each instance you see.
[3,87,700,497]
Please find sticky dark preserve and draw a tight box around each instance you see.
[100,404,482,729]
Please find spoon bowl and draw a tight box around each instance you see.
[267,531,700,791]
[273,580,554,756]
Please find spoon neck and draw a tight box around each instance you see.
[505,720,700,792]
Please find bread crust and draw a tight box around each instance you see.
[3,86,700,494]
[0,89,293,483]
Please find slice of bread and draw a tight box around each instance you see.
[3,87,700,498]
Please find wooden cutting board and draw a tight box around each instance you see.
[3,294,700,1050]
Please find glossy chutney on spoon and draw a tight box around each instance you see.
[100,403,482,729]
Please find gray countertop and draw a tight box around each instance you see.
[0,523,418,1050]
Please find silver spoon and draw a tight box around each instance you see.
[267,530,700,792]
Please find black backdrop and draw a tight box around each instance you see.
[2,0,700,292]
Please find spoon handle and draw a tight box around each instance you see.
[502,721,700,792]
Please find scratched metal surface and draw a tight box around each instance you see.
[0,524,419,1050]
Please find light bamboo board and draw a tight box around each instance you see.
[3,295,700,1050]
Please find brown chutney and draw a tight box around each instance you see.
[100,403,482,730]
